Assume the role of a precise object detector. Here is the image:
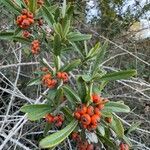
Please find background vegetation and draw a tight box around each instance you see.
[0,0,150,149]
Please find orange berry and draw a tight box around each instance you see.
[119,143,129,150]
[21,19,30,29]
[74,111,81,120]
[61,72,69,82]
[57,114,64,122]
[91,114,100,125]
[94,107,101,116]
[97,104,104,110]
[91,93,102,103]
[81,114,91,125]
[51,79,57,86]
[105,117,112,123]
[87,106,94,116]
[77,104,87,115]
[45,114,54,123]
[27,12,33,18]
[87,124,97,131]
[42,74,51,80]
[57,72,62,78]
[87,144,94,150]
[55,121,62,127]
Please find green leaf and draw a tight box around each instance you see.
[53,23,63,37]
[42,6,55,27]
[27,77,41,86]
[102,101,130,113]
[97,125,105,136]
[39,119,78,148]
[61,59,81,72]
[0,31,14,39]
[86,42,101,60]
[62,0,67,18]
[67,32,92,42]
[13,37,31,44]
[110,115,124,138]
[14,0,25,7]
[20,104,50,121]
[97,132,117,149]
[28,0,37,13]
[2,0,21,14]
[42,58,53,72]
[100,70,137,81]
[81,75,92,82]
[92,41,108,75]
[123,135,132,147]
[53,34,62,56]
[61,107,73,121]
[63,86,81,103]
[76,76,87,101]
[126,122,141,135]
[62,18,70,37]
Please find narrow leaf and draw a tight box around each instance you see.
[0,31,14,39]
[63,86,81,103]
[100,70,137,81]
[2,0,21,14]
[102,101,130,113]
[27,77,41,86]
[61,59,81,72]
[62,0,67,18]
[92,41,108,75]
[21,104,50,121]
[42,6,55,26]
[39,119,78,148]
[110,115,124,138]
[67,32,92,42]
[53,34,61,56]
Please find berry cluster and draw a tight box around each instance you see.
[119,143,129,150]
[45,114,64,127]
[74,94,108,131]
[31,40,40,54]
[42,73,57,88]
[71,132,94,150]
[57,72,69,82]
[41,71,69,88]
[16,9,34,29]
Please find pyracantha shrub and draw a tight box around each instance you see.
[0,0,137,149]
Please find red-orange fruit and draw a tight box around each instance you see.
[45,114,54,123]
[94,107,101,116]
[91,114,100,125]
[74,111,81,120]
[87,144,94,150]
[91,93,102,103]
[119,143,129,150]
[87,106,94,116]
[97,104,104,110]
[77,104,87,115]
[81,114,91,125]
